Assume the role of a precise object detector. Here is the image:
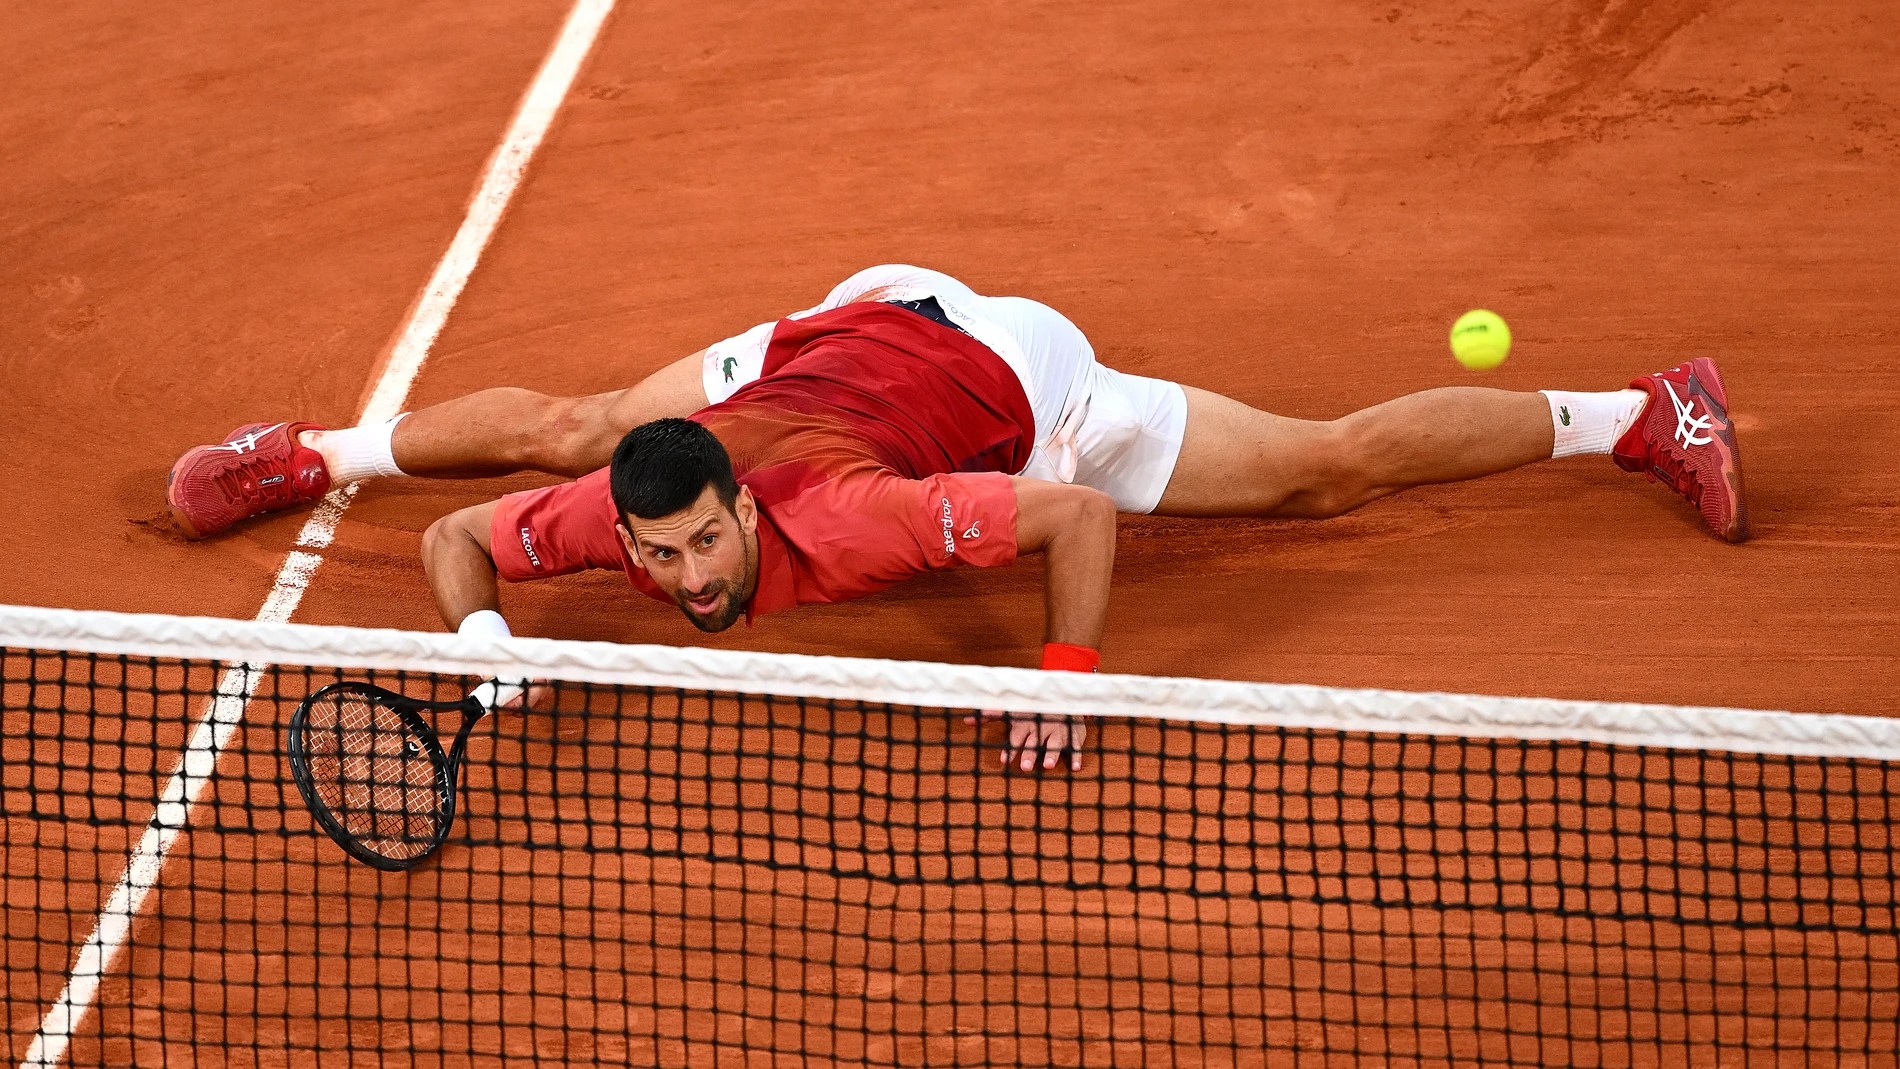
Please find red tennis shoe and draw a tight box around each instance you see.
[1612,358,1748,543]
[166,422,331,539]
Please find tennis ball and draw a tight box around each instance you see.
[1449,309,1511,371]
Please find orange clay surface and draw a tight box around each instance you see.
[4,0,1899,1065]
[5,0,1897,709]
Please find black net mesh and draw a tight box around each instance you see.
[4,645,1897,1067]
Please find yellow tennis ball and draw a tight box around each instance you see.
[1449,309,1512,371]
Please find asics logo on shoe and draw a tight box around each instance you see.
[209,423,288,455]
[1662,381,1713,449]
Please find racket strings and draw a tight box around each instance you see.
[303,692,446,860]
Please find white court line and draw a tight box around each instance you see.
[19,2,616,1065]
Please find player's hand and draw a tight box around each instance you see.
[964,709,1086,772]
[470,677,549,712]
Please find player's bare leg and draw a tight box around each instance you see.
[1156,384,1613,519]
[167,350,709,538]
[349,349,709,480]
[367,275,937,478]
[318,270,927,482]
[1153,365,1746,541]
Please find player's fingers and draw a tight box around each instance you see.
[1027,715,1069,772]
[1036,717,1062,770]
[1008,715,1042,770]
[1041,716,1082,771]
[1028,715,1063,772]
[1069,717,1087,772]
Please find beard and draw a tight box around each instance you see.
[677,583,743,633]
[675,535,757,634]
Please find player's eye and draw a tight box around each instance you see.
[650,548,673,561]
[699,534,717,548]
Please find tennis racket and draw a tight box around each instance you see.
[286,680,494,871]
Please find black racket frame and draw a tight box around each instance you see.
[286,680,489,871]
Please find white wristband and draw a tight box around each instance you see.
[469,678,526,711]
[455,611,527,710]
[457,609,511,640]
[458,611,525,710]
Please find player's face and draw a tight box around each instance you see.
[618,484,759,633]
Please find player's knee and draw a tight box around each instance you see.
[1280,422,1378,519]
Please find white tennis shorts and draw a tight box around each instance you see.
[701,264,1188,514]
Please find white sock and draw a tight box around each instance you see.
[1541,389,1648,458]
[305,414,410,483]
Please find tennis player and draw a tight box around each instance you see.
[167,265,1747,770]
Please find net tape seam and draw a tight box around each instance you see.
[2,603,1892,760]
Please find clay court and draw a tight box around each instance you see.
[4,0,1898,1065]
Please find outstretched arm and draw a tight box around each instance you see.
[977,478,1117,773]
[421,500,504,631]
[1009,477,1116,651]
[421,499,548,710]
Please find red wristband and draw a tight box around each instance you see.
[1041,642,1100,673]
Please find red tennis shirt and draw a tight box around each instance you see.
[489,302,1037,620]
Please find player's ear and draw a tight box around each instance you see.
[733,486,757,535]
[615,521,643,567]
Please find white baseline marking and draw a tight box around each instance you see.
[20,2,616,1065]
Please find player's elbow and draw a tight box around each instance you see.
[1047,485,1116,550]
[1069,485,1117,530]
[1012,478,1117,555]
[422,507,488,571]
[421,512,456,563]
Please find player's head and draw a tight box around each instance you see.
[609,419,758,633]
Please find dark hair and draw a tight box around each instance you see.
[610,418,740,520]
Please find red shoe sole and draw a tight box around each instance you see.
[1685,358,1747,543]
[165,451,209,540]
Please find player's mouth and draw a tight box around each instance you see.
[682,589,724,616]
[677,583,741,633]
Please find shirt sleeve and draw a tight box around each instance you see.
[783,471,1020,600]
[902,472,1020,570]
[488,468,628,582]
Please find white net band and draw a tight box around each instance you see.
[0,602,1890,760]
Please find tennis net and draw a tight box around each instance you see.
[3,604,1896,1067]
